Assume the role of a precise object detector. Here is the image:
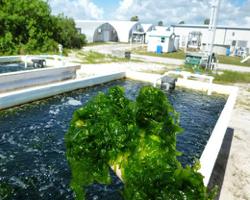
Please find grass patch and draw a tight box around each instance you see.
[133,47,186,60]
[217,55,250,67]
[134,47,250,67]
[213,70,250,84]
[170,65,250,84]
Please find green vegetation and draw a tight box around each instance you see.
[66,86,216,200]
[204,18,210,25]
[134,47,186,60]
[213,70,250,84]
[217,55,250,67]
[130,16,139,21]
[158,21,164,26]
[0,0,86,55]
[0,182,14,200]
[134,48,250,67]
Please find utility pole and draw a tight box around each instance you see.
[207,0,221,69]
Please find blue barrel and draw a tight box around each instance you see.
[226,47,230,56]
[156,45,163,54]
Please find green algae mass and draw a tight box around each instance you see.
[65,86,216,200]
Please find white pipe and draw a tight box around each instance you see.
[24,55,28,68]
[207,0,222,69]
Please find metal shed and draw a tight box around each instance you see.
[147,30,176,53]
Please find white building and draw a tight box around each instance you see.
[75,20,145,43]
[171,24,250,55]
[75,20,118,43]
[109,21,144,43]
[141,24,155,43]
[147,30,176,53]
[154,26,170,32]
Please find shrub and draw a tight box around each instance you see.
[0,0,86,55]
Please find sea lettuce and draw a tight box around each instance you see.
[65,86,216,200]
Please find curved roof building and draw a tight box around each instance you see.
[141,24,155,33]
[108,21,144,43]
[75,20,118,43]
[75,20,144,43]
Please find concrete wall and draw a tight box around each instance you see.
[0,65,80,93]
[0,72,125,110]
[0,70,237,187]
[0,56,22,63]
[126,71,237,186]
[0,55,65,67]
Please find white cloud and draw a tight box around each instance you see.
[49,0,104,20]
[114,0,250,27]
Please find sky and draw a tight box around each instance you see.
[48,0,250,27]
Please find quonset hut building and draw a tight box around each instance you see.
[75,20,118,43]
[75,20,145,43]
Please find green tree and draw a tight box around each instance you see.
[52,14,86,49]
[130,16,139,21]
[158,21,163,26]
[0,0,86,55]
[204,18,210,25]
[179,21,185,24]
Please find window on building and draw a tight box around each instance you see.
[161,37,165,43]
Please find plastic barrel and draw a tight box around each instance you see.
[226,48,230,56]
[156,45,163,54]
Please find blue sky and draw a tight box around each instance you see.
[49,0,250,26]
[92,0,118,11]
[233,0,246,6]
[91,0,119,19]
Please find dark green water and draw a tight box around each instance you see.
[0,79,226,199]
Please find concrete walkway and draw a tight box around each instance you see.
[219,84,250,200]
